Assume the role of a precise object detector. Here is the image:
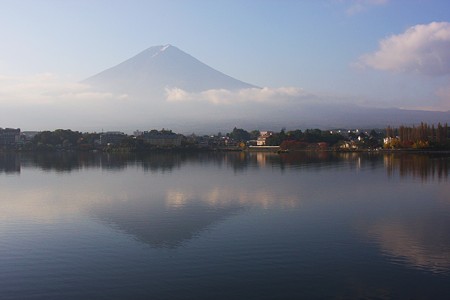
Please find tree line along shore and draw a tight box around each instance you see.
[0,123,449,153]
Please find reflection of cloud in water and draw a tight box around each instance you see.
[166,187,299,210]
[368,215,450,274]
[0,188,84,223]
[437,183,450,207]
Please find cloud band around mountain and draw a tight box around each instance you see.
[0,73,128,105]
[358,22,450,76]
[165,86,308,105]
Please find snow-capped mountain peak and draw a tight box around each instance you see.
[160,44,171,52]
[84,44,257,95]
[151,44,172,58]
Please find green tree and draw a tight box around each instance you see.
[227,127,251,142]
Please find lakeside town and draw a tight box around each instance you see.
[1,122,449,153]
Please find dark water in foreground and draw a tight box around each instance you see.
[1,151,449,299]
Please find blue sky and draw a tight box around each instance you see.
[1,0,450,128]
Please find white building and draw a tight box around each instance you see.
[257,131,273,146]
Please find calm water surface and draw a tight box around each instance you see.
[0,152,449,299]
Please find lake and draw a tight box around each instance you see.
[1,151,449,299]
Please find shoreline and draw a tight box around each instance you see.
[2,147,450,155]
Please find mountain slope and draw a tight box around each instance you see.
[83,44,257,96]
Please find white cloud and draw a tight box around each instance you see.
[435,84,450,110]
[165,86,308,105]
[0,73,131,130]
[358,22,450,76]
[164,87,195,103]
[344,0,388,15]
[0,73,128,105]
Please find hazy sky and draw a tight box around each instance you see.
[1,0,450,130]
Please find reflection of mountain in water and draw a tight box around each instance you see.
[89,185,299,248]
[90,195,242,248]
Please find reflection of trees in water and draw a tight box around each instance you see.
[138,153,190,173]
[13,152,253,173]
[3,152,450,178]
[0,153,20,173]
[18,152,138,172]
[19,152,107,172]
[0,151,314,173]
[276,151,384,172]
[384,153,449,181]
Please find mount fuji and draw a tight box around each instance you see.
[84,44,257,97]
